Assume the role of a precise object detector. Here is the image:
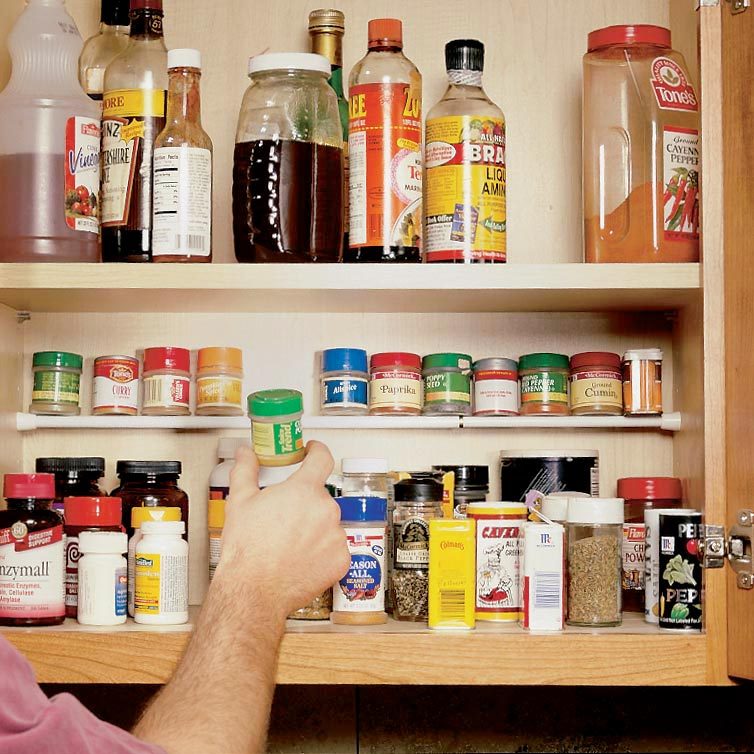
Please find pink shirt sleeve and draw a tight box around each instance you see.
[0,635,166,754]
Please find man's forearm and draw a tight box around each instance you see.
[134,562,286,754]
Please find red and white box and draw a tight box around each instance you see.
[521,522,565,631]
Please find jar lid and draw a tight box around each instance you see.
[432,464,489,487]
[36,457,105,475]
[518,353,570,370]
[168,48,201,70]
[248,52,331,76]
[569,351,621,370]
[130,0,163,11]
[116,460,182,476]
[216,437,248,460]
[131,506,182,528]
[540,495,570,522]
[467,501,528,517]
[258,462,302,488]
[143,347,190,373]
[248,389,304,417]
[103,0,131,27]
[422,353,473,371]
[4,473,55,499]
[79,531,128,555]
[617,477,683,501]
[394,478,443,503]
[197,347,243,371]
[141,520,186,536]
[587,25,671,53]
[32,351,83,370]
[368,18,402,49]
[622,348,664,361]
[445,39,484,73]
[322,348,368,373]
[473,357,518,372]
[336,495,387,522]
[370,352,421,370]
[64,497,122,526]
[499,449,598,459]
[342,457,388,475]
[308,8,345,33]
[208,499,226,529]
[567,497,624,524]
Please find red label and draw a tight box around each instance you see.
[0,523,63,551]
[65,116,100,234]
[94,357,139,382]
[474,369,517,381]
[651,58,698,112]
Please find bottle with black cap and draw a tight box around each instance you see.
[78,0,131,101]
[424,39,506,264]
[36,457,106,514]
[432,464,490,518]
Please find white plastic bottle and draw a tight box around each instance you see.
[0,0,101,262]
[77,531,128,626]
[134,520,189,625]
[209,437,248,500]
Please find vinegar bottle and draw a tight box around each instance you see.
[347,19,422,263]
[0,0,101,263]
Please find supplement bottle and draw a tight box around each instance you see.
[0,474,65,626]
[425,39,506,263]
[36,456,106,513]
[347,18,422,262]
[209,437,248,500]
[0,0,100,262]
[208,498,225,583]
[134,519,189,625]
[77,531,128,626]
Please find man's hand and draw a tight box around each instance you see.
[219,441,351,620]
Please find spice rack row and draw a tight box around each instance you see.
[14,412,683,432]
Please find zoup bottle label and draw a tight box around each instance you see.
[425,115,506,262]
[348,82,422,249]
[65,117,100,234]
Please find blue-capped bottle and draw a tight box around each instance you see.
[320,347,369,416]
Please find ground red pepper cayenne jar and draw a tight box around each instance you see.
[63,496,123,618]
[369,352,422,415]
[569,351,623,416]
[142,347,191,416]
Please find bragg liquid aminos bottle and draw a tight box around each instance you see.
[347,19,422,262]
[101,0,167,262]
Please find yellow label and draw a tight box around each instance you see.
[103,88,166,118]
[120,119,146,143]
[424,114,506,262]
[134,552,161,615]
[570,377,622,409]
[197,376,242,408]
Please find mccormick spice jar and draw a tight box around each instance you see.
[644,507,686,624]
[472,358,518,416]
[369,352,422,415]
[93,355,140,415]
[521,521,565,631]
[569,352,622,416]
[196,347,244,416]
[422,353,472,416]
[142,347,191,416]
[248,389,305,467]
[518,353,570,415]
[36,456,106,514]
[622,348,663,415]
[320,348,369,415]
[30,351,83,416]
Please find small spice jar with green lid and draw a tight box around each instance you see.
[518,353,570,415]
[422,353,472,416]
[248,389,305,467]
[30,351,83,416]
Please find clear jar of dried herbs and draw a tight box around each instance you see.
[392,478,443,622]
[566,497,623,627]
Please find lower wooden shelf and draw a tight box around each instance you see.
[2,611,707,686]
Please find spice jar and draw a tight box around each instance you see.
[369,352,422,415]
[622,348,663,415]
[518,353,570,415]
[320,347,369,416]
[332,495,388,625]
[617,476,682,613]
[36,457,106,514]
[538,492,589,524]
[432,464,489,519]
[392,478,443,622]
[142,347,191,416]
[472,357,519,416]
[248,389,305,467]
[92,355,140,416]
[196,347,244,416]
[567,497,623,627]
[30,351,83,416]
[569,351,623,416]
[422,353,472,416]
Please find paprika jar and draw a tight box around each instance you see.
[422,353,472,416]
[196,347,244,416]
[518,353,569,415]
[584,25,700,263]
[30,351,83,416]
[142,347,191,416]
[369,352,422,415]
[569,351,622,416]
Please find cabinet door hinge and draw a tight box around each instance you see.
[701,511,754,589]
[726,0,750,13]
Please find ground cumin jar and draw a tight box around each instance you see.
[369,352,422,415]
[196,347,244,416]
[569,351,622,416]
[622,348,663,415]
[142,347,191,416]
[518,353,570,415]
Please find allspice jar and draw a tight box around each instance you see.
[569,351,623,416]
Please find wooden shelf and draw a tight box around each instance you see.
[2,612,708,686]
[0,263,700,313]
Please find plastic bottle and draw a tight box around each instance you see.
[209,437,248,500]
[0,0,101,262]
[77,531,128,626]
[425,40,506,263]
[347,18,422,262]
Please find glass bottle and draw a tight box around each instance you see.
[78,0,130,102]
[425,39,506,263]
[309,9,349,252]
[152,49,213,262]
[347,18,422,262]
[101,0,167,262]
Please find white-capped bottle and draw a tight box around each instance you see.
[77,531,128,626]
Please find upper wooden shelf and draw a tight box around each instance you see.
[0,263,701,313]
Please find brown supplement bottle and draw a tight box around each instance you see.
[36,456,106,515]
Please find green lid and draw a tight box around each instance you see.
[518,352,570,370]
[422,352,473,370]
[32,351,83,369]
[248,389,304,417]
